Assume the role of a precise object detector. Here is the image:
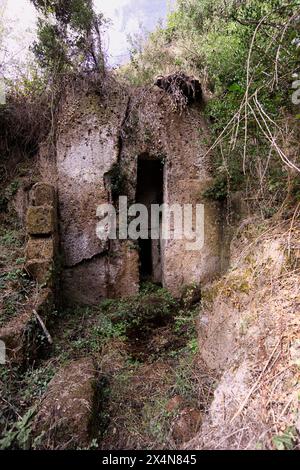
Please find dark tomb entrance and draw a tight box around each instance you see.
[136,156,164,284]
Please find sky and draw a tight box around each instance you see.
[96,0,175,65]
[0,0,175,70]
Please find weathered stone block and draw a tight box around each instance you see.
[26,237,55,261]
[27,206,55,235]
[31,183,56,207]
[25,259,53,285]
[32,358,99,449]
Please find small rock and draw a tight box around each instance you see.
[171,408,202,445]
[200,315,209,326]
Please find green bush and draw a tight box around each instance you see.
[100,287,178,333]
[30,0,105,74]
[124,0,300,212]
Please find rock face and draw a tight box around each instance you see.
[32,358,99,449]
[56,80,222,305]
[56,84,139,305]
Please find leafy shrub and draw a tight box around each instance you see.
[123,0,300,214]
[100,287,178,334]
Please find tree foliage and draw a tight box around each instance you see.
[30,0,105,74]
[123,0,300,214]
[0,0,108,166]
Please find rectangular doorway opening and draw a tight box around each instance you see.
[136,157,164,285]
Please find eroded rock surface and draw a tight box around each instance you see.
[56,82,222,304]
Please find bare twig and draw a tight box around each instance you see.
[33,309,53,345]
